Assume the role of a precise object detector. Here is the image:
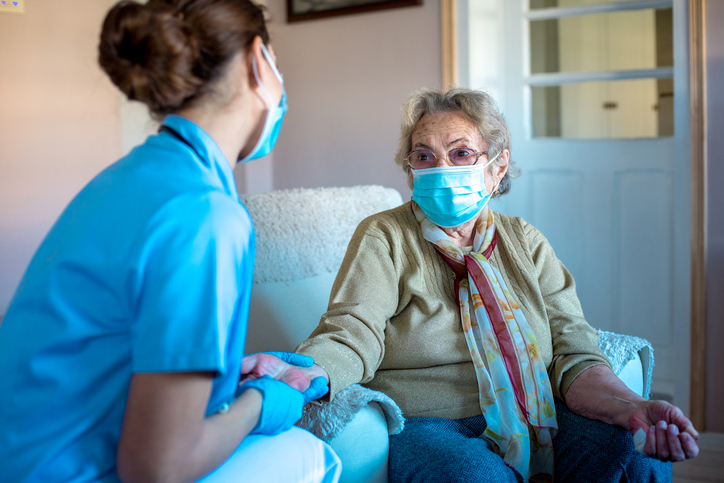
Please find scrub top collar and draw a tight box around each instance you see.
[160,114,239,200]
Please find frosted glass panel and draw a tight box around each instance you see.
[531,78,674,138]
[530,8,672,74]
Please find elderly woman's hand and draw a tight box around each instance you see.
[629,400,700,462]
[567,364,700,463]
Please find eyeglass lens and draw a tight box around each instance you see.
[408,148,483,169]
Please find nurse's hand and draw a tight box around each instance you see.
[241,352,311,392]
[256,351,315,368]
[237,375,304,435]
[302,376,329,403]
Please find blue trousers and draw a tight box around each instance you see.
[388,401,672,483]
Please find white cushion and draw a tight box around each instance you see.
[616,351,645,398]
[241,186,404,284]
[245,272,337,353]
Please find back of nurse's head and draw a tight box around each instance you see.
[98,0,268,119]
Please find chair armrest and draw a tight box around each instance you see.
[597,329,654,399]
[615,351,644,397]
[328,402,389,483]
[296,385,403,483]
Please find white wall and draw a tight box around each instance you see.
[704,0,724,432]
[264,0,440,197]
[0,0,120,314]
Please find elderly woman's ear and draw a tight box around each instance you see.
[488,149,510,196]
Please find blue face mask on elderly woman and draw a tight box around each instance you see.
[410,150,501,228]
[239,43,287,163]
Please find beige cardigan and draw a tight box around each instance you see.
[296,202,611,420]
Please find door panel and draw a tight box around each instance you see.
[528,170,586,283]
[616,171,674,376]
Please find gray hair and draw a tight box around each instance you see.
[394,87,520,195]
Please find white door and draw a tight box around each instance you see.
[457,0,691,412]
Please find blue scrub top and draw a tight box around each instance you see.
[0,115,255,482]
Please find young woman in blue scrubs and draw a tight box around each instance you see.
[0,1,340,482]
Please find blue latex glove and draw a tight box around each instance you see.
[238,375,304,435]
[304,376,329,404]
[257,351,315,368]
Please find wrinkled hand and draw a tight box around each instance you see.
[241,353,311,392]
[629,400,699,462]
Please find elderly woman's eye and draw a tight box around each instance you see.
[417,152,432,161]
[450,149,475,163]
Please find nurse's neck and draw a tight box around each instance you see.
[175,52,264,169]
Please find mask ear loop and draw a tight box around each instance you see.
[252,44,283,108]
[480,151,503,197]
[260,43,284,84]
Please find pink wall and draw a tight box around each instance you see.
[264,0,440,199]
[0,0,440,313]
[0,0,120,313]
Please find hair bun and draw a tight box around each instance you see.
[98,0,202,115]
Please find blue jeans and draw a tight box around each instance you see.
[388,401,672,483]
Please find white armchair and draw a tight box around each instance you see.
[240,185,653,483]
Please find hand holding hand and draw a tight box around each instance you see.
[298,363,330,403]
[241,353,330,403]
[241,352,312,392]
[629,400,700,462]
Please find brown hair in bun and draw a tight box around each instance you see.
[98,0,269,118]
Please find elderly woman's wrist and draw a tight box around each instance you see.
[611,396,647,429]
[564,364,646,427]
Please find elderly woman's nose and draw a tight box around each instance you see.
[434,154,454,167]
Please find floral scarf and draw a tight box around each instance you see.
[412,202,557,481]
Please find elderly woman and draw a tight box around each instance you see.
[297,87,699,482]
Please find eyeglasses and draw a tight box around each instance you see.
[405,147,488,170]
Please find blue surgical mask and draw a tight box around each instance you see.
[239,44,287,163]
[411,153,500,228]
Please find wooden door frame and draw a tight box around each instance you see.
[441,0,458,89]
[688,0,706,431]
[442,0,708,429]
